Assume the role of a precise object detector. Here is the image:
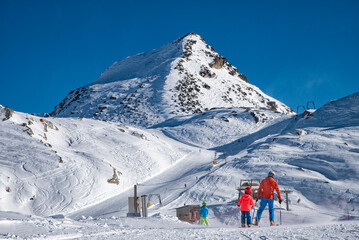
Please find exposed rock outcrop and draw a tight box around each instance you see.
[2,106,14,121]
[209,56,227,69]
[107,167,122,185]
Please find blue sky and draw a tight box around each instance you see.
[1,0,358,114]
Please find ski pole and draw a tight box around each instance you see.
[252,200,257,223]
[280,202,282,225]
[252,206,256,221]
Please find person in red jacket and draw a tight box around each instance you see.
[254,171,282,226]
[238,187,255,227]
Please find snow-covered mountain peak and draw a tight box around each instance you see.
[51,33,293,127]
[90,32,205,86]
[171,32,206,49]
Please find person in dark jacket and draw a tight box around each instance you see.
[199,201,209,226]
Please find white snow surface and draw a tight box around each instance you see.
[51,33,293,127]
[0,211,358,239]
[1,92,359,239]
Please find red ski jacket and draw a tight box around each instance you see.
[237,194,255,211]
[257,176,282,200]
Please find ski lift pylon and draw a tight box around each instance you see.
[306,101,316,109]
[236,179,260,201]
[296,105,306,114]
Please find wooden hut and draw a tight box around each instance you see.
[176,205,200,223]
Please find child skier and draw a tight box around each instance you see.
[238,187,255,227]
[199,201,209,226]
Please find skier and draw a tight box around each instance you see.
[254,171,282,226]
[199,201,209,226]
[238,187,255,227]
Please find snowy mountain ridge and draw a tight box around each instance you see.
[51,33,293,127]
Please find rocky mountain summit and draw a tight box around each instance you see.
[51,33,293,127]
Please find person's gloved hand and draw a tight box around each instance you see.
[279,198,283,204]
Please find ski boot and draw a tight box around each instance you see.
[247,224,251,228]
[241,224,245,228]
[270,221,275,226]
[254,220,259,226]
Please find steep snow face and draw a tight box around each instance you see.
[91,36,183,85]
[51,33,293,127]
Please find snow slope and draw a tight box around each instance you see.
[0,105,197,216]
[51,33,293,127]
[1,92,359,239]
[1,211,358,239]
[151,107,291,148]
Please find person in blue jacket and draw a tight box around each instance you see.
[199,201,209,226]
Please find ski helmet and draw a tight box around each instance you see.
[268,171,275,178]
[202,201,207,206]
[244,187,252,195]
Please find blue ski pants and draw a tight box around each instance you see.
[241,211,251,224]
[255,198,274,222]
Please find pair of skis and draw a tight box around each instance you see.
[250,201,282,226]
